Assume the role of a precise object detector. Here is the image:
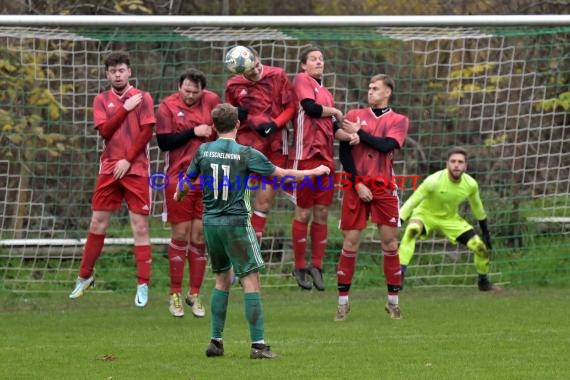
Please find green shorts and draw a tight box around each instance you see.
[410,211,474,243]
[203,222,264,278]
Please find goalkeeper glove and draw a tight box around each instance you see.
[255,121,278,137]
[478,219,492,250]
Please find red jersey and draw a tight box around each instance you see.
[346,108,408,191]
[93,86,155,176]
[225,65,294,153]
[291,72,336,166]
[156,90,220,177]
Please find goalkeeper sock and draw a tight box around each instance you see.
[244,292,265,343]
[467,235,490,274]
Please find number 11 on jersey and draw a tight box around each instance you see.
[210,163,230,201]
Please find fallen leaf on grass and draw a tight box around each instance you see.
[96,354,117,362]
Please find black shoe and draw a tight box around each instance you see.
[205,339,224,357]
[250,344,278,359]
[292,268,312,290]
[478,278,501,292]
[308,266,325,291]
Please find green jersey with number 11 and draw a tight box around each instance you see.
[185,137,275,224]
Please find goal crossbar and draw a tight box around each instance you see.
[0,15,570,27]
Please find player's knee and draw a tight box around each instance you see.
[89,217,110,234]
[381,236,399,252]
[131,222,150,239]
[406,223,422,239]
[467,235,488,257]
[313,204,329,221]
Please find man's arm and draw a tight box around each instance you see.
[97,93,143,140]
[255,101,295,137]
[400,180,430,221]
[156,123,213,151]
[97,107,128,140]
[224,84,249,121]
[125,124,154,162]
[300,98,343,121]
[237,106,248,122]
[343,115,405,153]
[357,131,400,153]
[272,165,330,181]
[156,130,196,151]
[468,183,487,221]
[338,141,358,187]
[174,153,202,202]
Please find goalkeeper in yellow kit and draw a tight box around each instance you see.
[399,147,500,291]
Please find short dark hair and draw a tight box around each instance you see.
[178,68,207,89]
[211,103,238,133]
[299,46,323,65]
[104,51,130,70]
[447,146,468,161]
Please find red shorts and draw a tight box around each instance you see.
[340,187,400,230]
[294,158,334,209]
[163,178,203,224]
[91,174,151,215]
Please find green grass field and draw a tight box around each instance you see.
[1,286,569,380]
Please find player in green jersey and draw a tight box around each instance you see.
[175,103,330,359]
[399,147,500,292]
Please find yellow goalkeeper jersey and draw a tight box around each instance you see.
[400,169,486,221]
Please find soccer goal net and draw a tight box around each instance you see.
[1,20,569,293]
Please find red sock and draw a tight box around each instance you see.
[79,232,105,279]
[168,239,187,293]
[292,219,308,269]
[383,249,401,295]
[310,222,328,268]
[250,212,267,240]
[337,249,357,296]
[188,242,207,295]
[134,245,152,285]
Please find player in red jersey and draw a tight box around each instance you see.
[69,51,156,307]
[334,74,409,321]
[225,48,296,242]
[156,68,221,318]
[290,46,344,291]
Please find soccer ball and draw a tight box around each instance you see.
[224,45,255,74]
